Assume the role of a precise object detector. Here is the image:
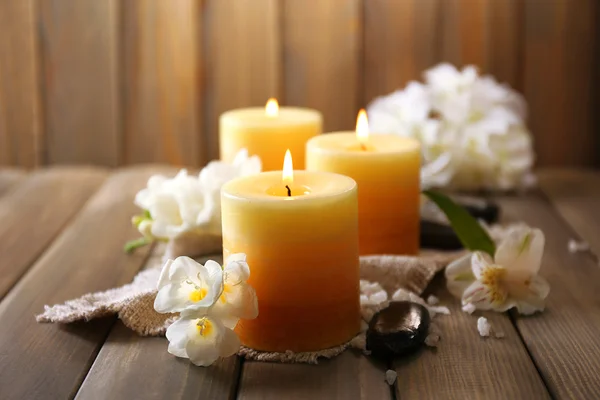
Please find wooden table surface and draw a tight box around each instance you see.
[0,166,599,400]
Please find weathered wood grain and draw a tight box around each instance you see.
[364,0,441,104]
[0,167,107,299]
[238,351,391,400]
[202,0,281,161]
[123,0,202,167]
[283,0,361,132]
[39,0,120,166]
[76,322,240,400]
[523,0,597,166]
[0,168,27,196]
[0,0,41,167]
[439,0,522,89]
[394,275,550,399]
[497,193,600,399]
[76,251,240,400]
[537,169,600,259]
[0,166,173,400]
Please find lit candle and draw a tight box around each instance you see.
[220,99,322,171]
[221,150,360,352]
[306,110,421,255]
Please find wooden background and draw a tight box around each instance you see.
[0,0,598,169]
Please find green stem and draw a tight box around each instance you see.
[124,237,151,254]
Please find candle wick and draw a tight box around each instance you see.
[360,143,367,151]
[285,185,291,197]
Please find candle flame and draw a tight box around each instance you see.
[265,98,279,117]
[282,149,293,183]
[356,109,369,144]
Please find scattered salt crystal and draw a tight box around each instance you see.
[495,331,505,339]
[427,295,439,305]
[429,305,450,315]
[477,317,491,337]
[385,370,397,385]
[424,333,440,347]
[568,239,590,253]
[462,303,476,314]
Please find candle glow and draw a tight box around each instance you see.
[265,98,279,117]
[356,109,369,146]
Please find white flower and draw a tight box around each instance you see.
[154,256,223,314]
[367,62,534,191]
[134,170,215,240]
[199,149,262,230]
[445,226,550,315]
[165,312,240,366]
[211,253,258,326]
[132,149,261,243]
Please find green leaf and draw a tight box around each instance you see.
[124,237,151,254]
[423,190,496,257]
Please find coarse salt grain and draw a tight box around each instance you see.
[462,303,476,314]
[477,317,491,337]
[424,333,440,347]
[427,295,439,305]
[385,370,397,385]
[568,239,590,253]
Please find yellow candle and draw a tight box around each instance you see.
[306,110,421,255]
[220,99,322,171]
[221,150,360,352]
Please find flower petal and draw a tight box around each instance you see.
[165,317,191,350]
[445,253,476,299]
[495,227,545,277]
[219,326,241,357]
[471,252,494,280]
[507,275,550,315]
[157,259,174,289]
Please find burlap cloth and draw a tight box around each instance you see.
[36,227,468,364]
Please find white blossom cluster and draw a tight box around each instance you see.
[368,63,535,191]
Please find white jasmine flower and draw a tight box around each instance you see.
[446,226,550,315]
[211,253,258,326]
[165,312,240,366]
[154,256,223,314]
[134,170,215,240]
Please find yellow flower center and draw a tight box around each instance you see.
[481,265,507,304]
[189,287,208,302]
[196,318,213,337]
[219,283,233,304]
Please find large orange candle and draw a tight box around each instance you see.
[221,151,360,352]
[306,110,421,255]
[220,99,322,171]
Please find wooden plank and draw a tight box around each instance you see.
[364,0,441,103]
[496,193,600,398]
[537,168,600,259]
[486,0,523,89]
[76,251,240,400]
[39,0,120,166]
[523,0,597,166]
[238,352,391,400]
[0,0,41,167]
[123,0,202,167]
[394,276,550,399]
[0,167,107,299]
[440,0,522,89]
[0,166,175,400]
[283,0,361,132]
[0,168,27,196]
[77,323,239,400]
[202,0,281,161]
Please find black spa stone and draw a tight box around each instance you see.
[366,301,430,359]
